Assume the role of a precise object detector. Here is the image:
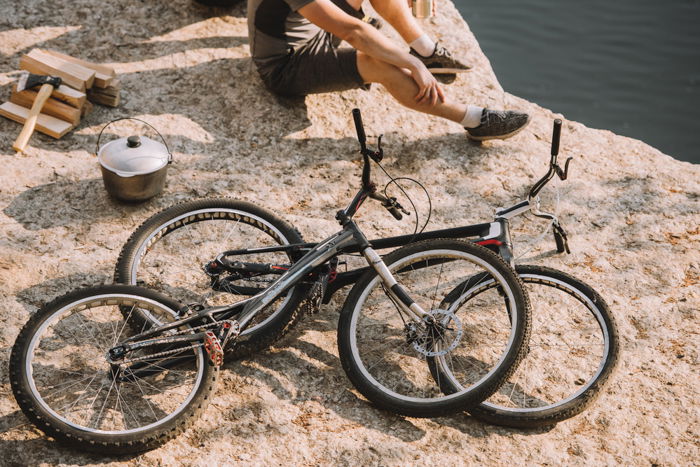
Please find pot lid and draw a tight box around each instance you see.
[98,135,170,176]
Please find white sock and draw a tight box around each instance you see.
[409,34,436,57]
[461,105,484,128]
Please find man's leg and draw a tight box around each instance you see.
[357,52,465,121]
[366,0,423,44]
[357,52,531,140]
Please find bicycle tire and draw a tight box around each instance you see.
[337,239,531,418]
[114,198,308,359]
[10,285,218,454]
[435,265,619,427]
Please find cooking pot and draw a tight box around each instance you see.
[96,118,172,202]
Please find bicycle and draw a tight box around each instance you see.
[111,112,618,429]
[10,109,531,453]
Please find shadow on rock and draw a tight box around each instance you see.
[4,179,125,230]
[15,273,110,312]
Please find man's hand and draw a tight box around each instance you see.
[409,59,445,106]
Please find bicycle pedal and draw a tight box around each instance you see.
[204,331,224,366]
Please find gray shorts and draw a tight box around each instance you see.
[258,30,368,97]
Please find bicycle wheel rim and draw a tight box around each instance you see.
[347,248,522,405]
[126,207,297,336]
[435,269,613,415]
[480,272,612,413]
[24,293,206,435]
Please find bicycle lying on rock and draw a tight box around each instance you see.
[10,109,618,453]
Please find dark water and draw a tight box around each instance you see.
[455,0,700,164]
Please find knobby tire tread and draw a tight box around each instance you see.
[10,285,218,454]
[468,265,619,428]
[113,198,309,360]
[337,238,531,418]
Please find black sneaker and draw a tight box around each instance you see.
[410,43,471,84]
[466,109,531,141]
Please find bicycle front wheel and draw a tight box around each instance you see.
[115,198,308,359]
[337,239,530,418]
[434,265,619,427]
[10,285,217,454]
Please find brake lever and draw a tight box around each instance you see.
[386,196,410,215]
[367,134,384,162]
[552,221,571,254]
[554,157,573,181]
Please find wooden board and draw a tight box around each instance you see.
[0,102,74,139]
[51,84,87,109]
[87,80,120,107]
[41,49,116,88]
[20,49,96,91]
[10,88,81,125]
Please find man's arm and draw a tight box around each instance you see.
[297,0,443,104]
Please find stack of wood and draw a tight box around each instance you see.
[0,48,120,139]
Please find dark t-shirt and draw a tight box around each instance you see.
[247,0,319,70]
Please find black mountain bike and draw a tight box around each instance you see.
[10,110,532,453]
[110,112,618,429]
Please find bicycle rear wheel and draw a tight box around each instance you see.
[115,198,308,358]
[10,285,217,453]
[434,265,619,427]
[337,239,530,418]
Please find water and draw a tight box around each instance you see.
[454,0,700,164]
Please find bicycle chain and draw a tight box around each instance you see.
[117,319,235,365]
[120,342,205,365]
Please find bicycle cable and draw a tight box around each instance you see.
[514,179,561,262]
[375,159,432,240]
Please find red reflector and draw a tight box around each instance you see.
[477,239,503,246]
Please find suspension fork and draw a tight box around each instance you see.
[361,247,428,323]
[341,219,428,323]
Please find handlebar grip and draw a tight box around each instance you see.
[387,206,403,220]
[352,108,366,147]
[551,119,562,156]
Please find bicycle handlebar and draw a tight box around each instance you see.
[551,119,561,157]
[352,108,367,152]
[528,119,572,200]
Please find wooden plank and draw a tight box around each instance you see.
[51,84,87,109]
[28,49,96,88]
[0,102,74,139]
[19,49,95,91]
[10,88,81,125]
[41,49,116,88]
[87,80,120,107]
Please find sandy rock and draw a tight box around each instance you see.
[0,0,698,465]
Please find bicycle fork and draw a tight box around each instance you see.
[362,247,428,323]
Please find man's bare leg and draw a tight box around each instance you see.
[357,51,530,141]
[357,52,465,122]
[367,0,424,43]
[342,0,423,44]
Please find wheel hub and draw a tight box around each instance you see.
[411,309,463,357]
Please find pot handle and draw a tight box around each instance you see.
[95,117,173,163]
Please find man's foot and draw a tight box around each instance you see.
[410,43,471,84]
[465,109,531,141]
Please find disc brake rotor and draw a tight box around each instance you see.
[411,309,463,357]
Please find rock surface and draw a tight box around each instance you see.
[0,0,698,465]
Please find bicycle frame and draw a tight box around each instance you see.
[213,116,571,306]
[114,112,571,362]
